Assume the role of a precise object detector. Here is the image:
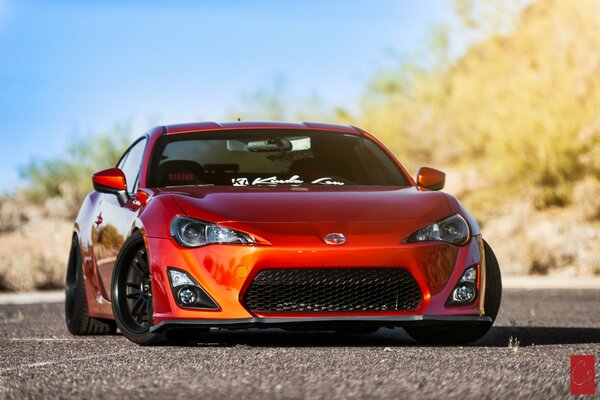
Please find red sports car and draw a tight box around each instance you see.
[65,121,501,345]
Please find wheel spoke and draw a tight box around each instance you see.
[144,299,152,324]
[137,256,150,275]
[119,248,154,331]
[131,259,146,277]
[135,299,147,324]
[130,296,144,319]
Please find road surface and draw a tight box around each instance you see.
[0,289,599,399]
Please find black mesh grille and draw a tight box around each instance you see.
[243,268,422,313]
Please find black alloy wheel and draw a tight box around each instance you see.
[120,247,153,332]
[112,232,167,345]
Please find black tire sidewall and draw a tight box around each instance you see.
[111,231,166,345]
[483,239,502,322]
[65,236,79,328]
[65,235,91,333]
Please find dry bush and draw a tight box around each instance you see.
[573,177,600,221]
[42,183,84,220]
[0,196,29,233]
[359,0,600,210]
[0,213,71,291]
[482,201,600,276]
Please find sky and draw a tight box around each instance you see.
[0,0,458,191]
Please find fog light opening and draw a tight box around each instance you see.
[167,267,220,310]
[178,288,198,305]
[445,264,479,306]
[453,284,476,303]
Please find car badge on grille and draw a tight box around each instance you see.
[324,233,346,245]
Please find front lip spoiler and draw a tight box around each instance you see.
[149,315,492,332]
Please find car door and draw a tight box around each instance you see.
[93,137,148,301]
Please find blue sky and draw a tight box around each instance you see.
[0,0,457,191]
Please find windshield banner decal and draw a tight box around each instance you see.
[231,176,344,186]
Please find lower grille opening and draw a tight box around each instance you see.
[243,268,422,313]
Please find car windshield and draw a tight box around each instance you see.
[148,129,410,187]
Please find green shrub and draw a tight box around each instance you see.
[20,124,131,205]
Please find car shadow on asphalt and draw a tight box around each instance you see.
[476,326,600,347]
[171,326,600,348]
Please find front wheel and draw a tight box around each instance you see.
[111,232,167,345]
[404,239,502,345]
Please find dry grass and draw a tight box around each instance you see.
[508,336,520,353]
[0,196,72,292]
[445,167,600,277]
[482,202,600,276]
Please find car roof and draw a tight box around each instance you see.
[160,121,363,136]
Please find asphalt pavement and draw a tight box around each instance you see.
[0,289,599,399]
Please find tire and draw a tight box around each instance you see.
[482,239,502,321]
[111,231,168,345]
[65,235,116,335]
[404,239,502,345]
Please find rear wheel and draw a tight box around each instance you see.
[65,235,116,335]
[404,239,502,345]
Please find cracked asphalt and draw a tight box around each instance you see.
[0,288,599,399]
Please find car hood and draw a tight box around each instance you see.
[161,186,450,223]
[161,186,453,246]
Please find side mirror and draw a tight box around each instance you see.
[416,167,445,191]
[92,168,129,205]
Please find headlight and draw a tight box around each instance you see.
[408,214,470,245]
[170,216,255,247]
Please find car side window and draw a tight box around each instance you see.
[120,138,147,193]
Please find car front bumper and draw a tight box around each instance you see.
[150,315,492,332]
[146,235,486,326]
